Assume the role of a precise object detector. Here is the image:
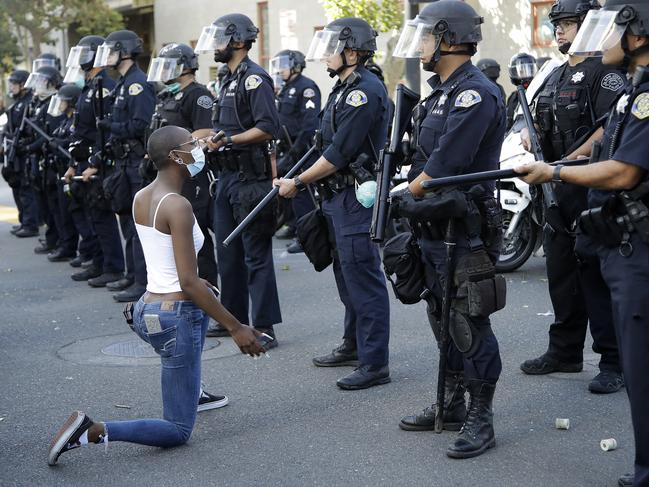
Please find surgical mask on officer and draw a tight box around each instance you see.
[355,180,377,208]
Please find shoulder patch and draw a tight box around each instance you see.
[454,89,482,108]
[601,73,625,92]
[197,95,213,109]
[631,93,649,120]
[128,83,144,96]
[245,75,262,91]
[305,100,316,110]
[346,90,368,108]
[303,88,316,98]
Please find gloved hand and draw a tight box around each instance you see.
[87,151,103,167]
[96,118,112,132]
[69,142,90,162]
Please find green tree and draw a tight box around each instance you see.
[321,0,405,96]
[0,12,22,73]
[0,0,123,66]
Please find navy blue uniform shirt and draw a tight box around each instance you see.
[410,61,506,195]
[589,79,649,208]
[155,82,213,132]
[3,91,32,138]
[277,73,321,152]
[320,65,389,170]
[74,70,115,150]
[108,63,155,143]
[213,56,279,145]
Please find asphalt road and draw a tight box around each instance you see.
[0,179,634,487]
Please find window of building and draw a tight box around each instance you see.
[532,0,555,48]
[257,1,270,67]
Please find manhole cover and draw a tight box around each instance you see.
[101,339,220,358]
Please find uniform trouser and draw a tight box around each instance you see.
[544,226,620,372]
[11,186,23,224]
[45,182,77,254]
[419,236,502,382]
[193,203,218,286]
[321,187,390,366]
[598,234,649,486]
[67,199,101,265]
[18,179,39,231]
[38,186,59,248]
[117,161,146,286]
[89,204,124,274]
[213,170,281,328]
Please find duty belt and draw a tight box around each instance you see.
[318,173,356,199]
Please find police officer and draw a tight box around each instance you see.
[32,53,62,73]
[146,43,218,287]
[477,57,506,101]
[22,66,64,254]
[392,0,505,458]
[63,35,126,285]
[197,14,282,342]
[276,17,391,389]
[2,70,34,236]
[506,53,537,130]
[270,49,320,253]
[520,0,625,394]
[92,30,156,302]
[517,3,649,483]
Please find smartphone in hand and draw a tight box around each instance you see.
[256,333,275,351]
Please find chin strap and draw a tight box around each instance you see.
[328,51,358,78]
[622,36,649,71]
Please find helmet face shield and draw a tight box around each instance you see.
[510,60,537,80]
[25,73,50,93]
[569,9,626,56]
[67,46,94,68]
[63,66,85,84]
[47,95,67,117]
[393,21,440,59]
[269,55,291,74]
[305,29,344,62]
[147,57,184,82]
[32,58,58,72]
[93,44,120,68]
[195,25,232,53]
[271,73,285,90]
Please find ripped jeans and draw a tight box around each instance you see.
[104,298,209,447]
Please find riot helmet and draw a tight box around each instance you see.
[7,70,30,98]
[508,53,537,86]
[148,43,199,83]
[269,50,306,87]
[477,58,501,81]
[549,0,601,54]
[25,66,63,98]
[195,14,259,63]
[47,83,82,117]
[32,53,61,73]
[393,0,483,72]
[94,30,143,69]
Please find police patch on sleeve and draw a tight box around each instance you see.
[346,90,368,107]
[197,95,213,109]
[303,88,316,98]
[245,75,262,91]
[601,73,624,92]
[128,83,144,96]
[631,93,649,120]
[454,90,482,108]
[305,100,316,110]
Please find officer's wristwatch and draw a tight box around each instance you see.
[294,176,306,192]
[552,164,563,183]
[225,135,234,149]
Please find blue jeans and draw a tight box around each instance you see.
[104,298,209,447]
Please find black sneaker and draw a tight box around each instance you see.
[48,411,94,466]
[88,272,124,288]
[520,353,583,375]
[275,225,295,240]
[10,225,22,235]
[286,239,304,254]
[589,371,625,394]
[197,390,229,412]
[69,256,85,268]
[15,227,39,238]
[71,266,102,281]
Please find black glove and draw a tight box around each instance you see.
[87,151,103,167]
[69,142,90,162]
[96,118,112,131]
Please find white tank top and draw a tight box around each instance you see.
[134,192,205,294]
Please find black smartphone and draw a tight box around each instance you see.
[256,333,275,351]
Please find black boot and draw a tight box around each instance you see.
[399,371,466,431]
[618,473,634,486]
[313,339,358,367]
[446,380,496,459]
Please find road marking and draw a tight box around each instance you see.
[0,205,18,224]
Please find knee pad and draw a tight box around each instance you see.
[449,309,481,356]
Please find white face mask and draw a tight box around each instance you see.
[186,146,206,177]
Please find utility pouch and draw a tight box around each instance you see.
[578,199,624,247]
[382,232,428,304]
[102,166,132,215]
[454,250,506,318]
[236,179,276,237]
[296,208,333,272]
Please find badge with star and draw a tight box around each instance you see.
[571,72,585,84]
[346,90,368,107]
[128,83,144,96]
[631,93,649,120]
[245,75,262,91]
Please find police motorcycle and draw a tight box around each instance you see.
[493,58,562,272]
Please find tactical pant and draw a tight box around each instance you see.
[598,234,649,486]
[193,203,218,287]
[117,161,146,286]
[46,182,77,254]
[419,236,502,382]
[322,187,390,366]
[11,186,23,225]
[18,178,39,231]
[89,204,124,274]
[213,170,281,328]
[544,226,620,372]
